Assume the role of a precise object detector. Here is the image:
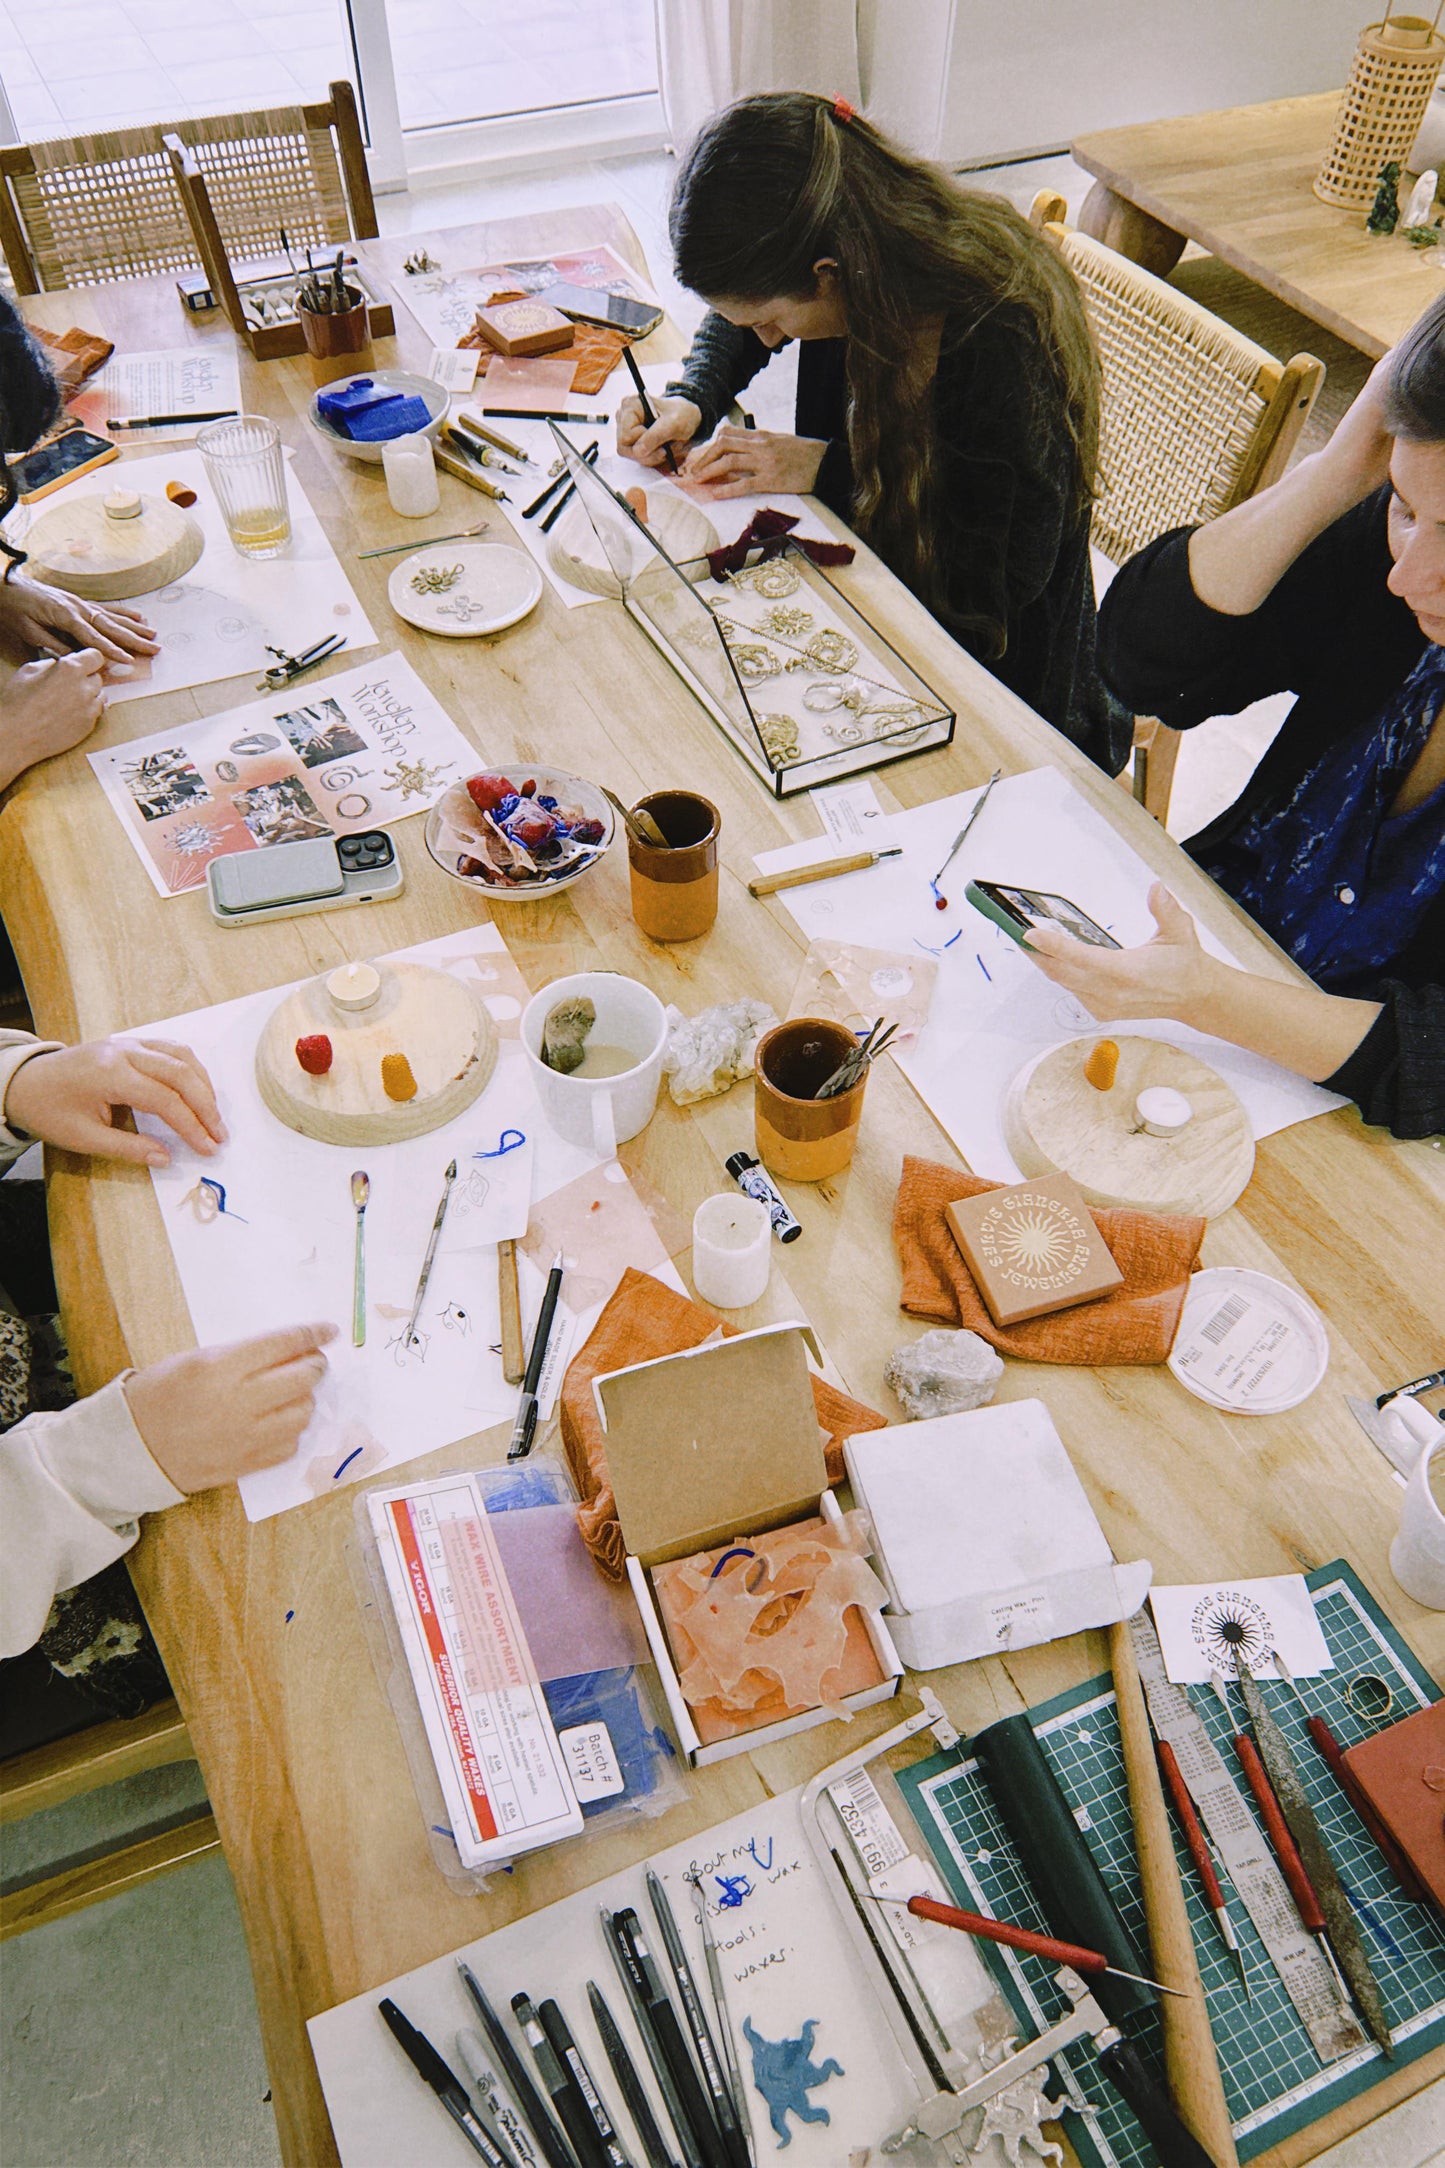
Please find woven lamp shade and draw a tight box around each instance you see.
[1315,15,1445,208]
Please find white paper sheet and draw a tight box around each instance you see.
[397,239,661,354]
[78,346,242,440]
[1149,1575,1334,1682]
[87,653,475,895]
[752,766,1345,1171]
[129,925,683,1519]
[34,447,375,705]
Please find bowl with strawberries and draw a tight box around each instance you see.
[425,765,615,899]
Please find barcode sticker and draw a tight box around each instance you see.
[828,1767,910,1878]
[1200,1292,1249,1345]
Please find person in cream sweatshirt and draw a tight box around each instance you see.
[0,1026,335,1656]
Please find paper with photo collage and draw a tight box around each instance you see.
[87,653,477,895]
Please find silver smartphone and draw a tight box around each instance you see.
[207,832,404,926]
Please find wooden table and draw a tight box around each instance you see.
[4,207,1444,2168]
[1073,91,1439,358]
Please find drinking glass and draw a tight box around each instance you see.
[197,414,290,558]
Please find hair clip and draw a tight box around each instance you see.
[832,96,856,123]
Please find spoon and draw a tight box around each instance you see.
[600,786,669,848]
[350,1170,370,1346]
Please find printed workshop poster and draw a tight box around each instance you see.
[89,655,478,895]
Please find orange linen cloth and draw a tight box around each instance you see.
[460,292,629,395]
[32,324,114,393]
[895,1155,1204,1365]
[559,1266,887,1578]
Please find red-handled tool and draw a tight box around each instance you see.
[1155,1736,1251,1996]
[868,1893,1188,1996]
[1270,1654,1430,1905]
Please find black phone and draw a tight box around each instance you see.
[966,880,1122,949]
[10,428,119,503]
[537,282,663,337]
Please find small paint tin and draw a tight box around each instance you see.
[1168,1266,1329,1414]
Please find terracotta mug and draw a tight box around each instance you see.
[627,790,720,942]
[753,1017,867,1183]
[299,289,374,385]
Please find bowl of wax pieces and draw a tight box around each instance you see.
[425,766,615,898]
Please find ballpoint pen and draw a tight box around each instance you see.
[538,1998,635,2168]
[350,1170,370,1346]
[612,1909,730,2168]
[457,1964,576,2168]
[514,1992,607,2168]
[587,1981,680,2168]
[622,346,678,474]
[929,766,1001,898]
[404,1158,457,1348]
[378,1999,517,2166]
[645,1871,746,2168]
[508,1253,564,1459]
[601,1908,705,2168]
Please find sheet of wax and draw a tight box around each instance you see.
[754,765,1345,1179]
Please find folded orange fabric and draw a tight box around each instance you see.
[30,323,114,393]
[894,1155,1204,1365]
[559,1266,887,1578]
[460,294,628,396]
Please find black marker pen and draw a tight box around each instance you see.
[378,1999,517,2167]
[514,1992,607,2168]
[538,1998,634,2168]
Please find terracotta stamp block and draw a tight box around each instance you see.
[945,1172,1124,1328]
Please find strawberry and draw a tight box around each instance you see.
[465,772,512,814]
[295,1034,333,1076]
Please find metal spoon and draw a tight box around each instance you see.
[600,786,668,848]
[350,1171,370,1346]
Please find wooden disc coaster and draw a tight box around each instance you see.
[255,959,499,1146]
[1003,1034,1255,1220]
[26,488,204,600]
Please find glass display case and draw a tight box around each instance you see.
[554,427,956,797]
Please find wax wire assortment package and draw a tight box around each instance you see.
[355,1457,685,1891]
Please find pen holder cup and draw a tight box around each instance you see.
[627,790,720,942]
[298,290,374,385]
[521,971,667,1156]
[753,1017,867,1184]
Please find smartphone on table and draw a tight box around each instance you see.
[207,832,404,926]
[537,282,663,337]
[965,880,1121,950]
[11,429,118,503]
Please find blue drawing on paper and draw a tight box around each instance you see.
[715,1872,752,1909]
[742,2017,843,2147]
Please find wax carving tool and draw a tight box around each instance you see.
[815,1017,900,1099]
[929,766,1000,900]
[610,1908,729,2168]
[601,1908,706,2168]
[524,441,597,520]
[541,442,601,534]
[685,1877,754,2167]
[405,1157,457,1348]
[645,1871,747,2168]
[441,426,511,499]
[357,522,490,558]
[747,847,901,897]
[350,1170,370,1346]
[379,1998,519,2166]
[515,1993,606,2168]
[1270,1653,1429,1903]
[621,346,679,474]
[587,1981,680,2168]
[457,412,529,461]
[258,632,347,692]
[864,1892,1187,1995]
[600,787,669,848]
[1131,1614,1365,2061]
[449,413,523,471]
[509,1252,564,1460]
[1231,1660,1395,2054]
[498,1239,526,1384]
[457,1964,578,2168]
[538,1999,634,2168]
[1156,1736,1250,1993]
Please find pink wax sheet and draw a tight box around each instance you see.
[490,1503,649,1681]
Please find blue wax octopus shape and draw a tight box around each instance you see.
[741,2016,843,2147]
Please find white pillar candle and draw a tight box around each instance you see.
[692,1193,771,1309]
[382,431,439,517]
[1134,1086,1193,1137]
[327,960,381,1011]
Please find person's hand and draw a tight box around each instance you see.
[1314,351,1394,504]
[0,650,107,788]
[682,424,828,498]
[0,572,158,665]
[123,1323,340,1492]
[616,391,702,468]
[4,1037,227,1165]
[1022,882,1221,1025]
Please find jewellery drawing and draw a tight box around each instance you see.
[380,755,454,801]
[333,792,372,819]
[410,562,465,595]
[318,763,371,792]
[214,759,239,783]
[230,733,280,756]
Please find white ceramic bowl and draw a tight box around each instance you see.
[424,765,615,900]
[306,369,448,464]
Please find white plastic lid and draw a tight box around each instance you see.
[1168,1267,1328,1414]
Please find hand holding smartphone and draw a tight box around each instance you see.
[966,880,1121,950]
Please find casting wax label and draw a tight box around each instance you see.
[987,1590,1053,1647]
[1170,1277,1324,1412]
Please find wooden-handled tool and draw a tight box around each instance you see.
[868,1892,1185,1993]
[1111,1621,1239,2168]
[1156,1737,1250,1995]
[497,1239,525,1385]
[748,847,901,897]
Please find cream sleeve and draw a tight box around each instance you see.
[0,1027,63,1164]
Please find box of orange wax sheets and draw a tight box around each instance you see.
[591,1321,902,1765]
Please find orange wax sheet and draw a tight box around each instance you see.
[653,1510,889,1745]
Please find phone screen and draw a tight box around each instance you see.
[11,430,118,500]
[538,283,662,336]
[983,884,1121,949]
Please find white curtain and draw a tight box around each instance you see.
[653,0,959,159]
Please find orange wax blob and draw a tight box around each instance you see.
[1084,1038,1120,1091]
[624,485,648,522]
[381,1052,418,1102]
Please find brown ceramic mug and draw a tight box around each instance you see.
[627,790,720,942]
[299,289,374,385]
[753,1017,867,1183]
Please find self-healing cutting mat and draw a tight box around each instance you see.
[898,1563,1445,2167]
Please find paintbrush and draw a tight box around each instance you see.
[815,1017,899,1099]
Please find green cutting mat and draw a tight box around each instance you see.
[897,1562,1444,2168]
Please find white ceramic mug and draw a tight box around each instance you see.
[521,971,666,1156]
[1389,1432,1445,1610]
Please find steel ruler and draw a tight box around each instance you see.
[1130,1612,1365,2063]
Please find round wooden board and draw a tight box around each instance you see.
[26,491,204,600]
[255,959,499,1146]
[1003,1034,1255,1219]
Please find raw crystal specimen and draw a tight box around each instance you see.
[884,1327,1003,1419]
[664,998,777,1105]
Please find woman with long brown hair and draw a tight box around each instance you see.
[618,91,1128,771]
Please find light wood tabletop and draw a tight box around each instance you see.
[3,206,1443,2168]
[1073,90,1440,359]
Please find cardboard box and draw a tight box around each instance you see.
[945,1173,1124,1327]
[593,1321,902,1766]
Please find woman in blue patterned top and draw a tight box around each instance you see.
[1019,299,1445,1141]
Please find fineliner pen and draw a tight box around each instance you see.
[645,1873,746,2168]
[457,1965,577,2168]
[586,1982,679,2168]
[378,1998,516,2166]
[514,1992,607,2168]
[538,1998,635,2168]
[724,1152,801,1244]
[601,1909,704,2168]
[614,1911,730,2168]
[455,2028,544,2168]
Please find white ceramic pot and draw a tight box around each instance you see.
[520,972,666,1156]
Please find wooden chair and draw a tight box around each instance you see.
[0,80,376,296]
[1029,189,1323,823]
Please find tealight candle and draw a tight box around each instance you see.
[327,960,382,1012]
[691,1193,771,1310]
[1133,1085,1192,1138]
[382,431,439,518]
[103,488,142,521]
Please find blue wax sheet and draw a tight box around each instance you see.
[338,396,432,442]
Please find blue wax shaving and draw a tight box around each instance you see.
[200,1177,247,1222]
[333,1445,364,1480]
[977,953,992,981]
[474,1128,527,1159]
[741,2018,843,2146]
[478,1464,569,1512]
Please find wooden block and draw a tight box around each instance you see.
[471,298,574,358]
[945,1173,1125,1327]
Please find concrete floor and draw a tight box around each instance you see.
[0,144,1423,2168]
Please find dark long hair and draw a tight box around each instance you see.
[0,293,63,571]
[1385,292,1445,440]
[669,93,1100,637]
